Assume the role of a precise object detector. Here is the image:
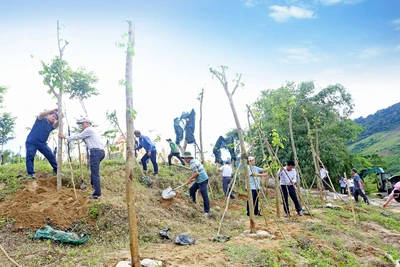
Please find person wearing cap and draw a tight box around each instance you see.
[166,138,185,166]
[59,118,105,199]
[182,151,210,216]
[277,160,303,217]
[219,160,234,199]
[383,181,400,208]
[25,108,59,178]
[134,130,158,177]
[247,156,269,216]
[351,168,369,204]
[339,176,346,194]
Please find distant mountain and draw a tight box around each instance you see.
[354,102,400,141]
[349,102,400,174]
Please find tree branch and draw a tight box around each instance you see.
[210,69,225,87]
[45,80,58,98]
[232,73,242,96]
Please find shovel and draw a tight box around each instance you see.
[162,184,186,200]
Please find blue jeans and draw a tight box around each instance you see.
[141,150,158,174]
[190,179,210,213]
[222,176,234,198]
[90,149,105,197]
[26,142,57,174]
[246,189,260,216]
[281,184,302,214]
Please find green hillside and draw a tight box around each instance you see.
[350,102,400,175]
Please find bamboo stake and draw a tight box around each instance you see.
[0,244,21,267]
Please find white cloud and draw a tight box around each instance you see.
[392,18,400,24]
[269,5,315,22]
[358,47,385,59]
[278,46,321,64]
[319,0,364,5]
[244,0,258,7]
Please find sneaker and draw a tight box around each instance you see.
[256,213,263,216]
[298,210,304,216]
[28,174,36,179]
[88,195,101,200]
[284,213,290,218]
[203,213,210,217]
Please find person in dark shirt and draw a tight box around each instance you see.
[134,130,158,177]
[25,108,59,178]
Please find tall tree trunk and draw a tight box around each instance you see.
[198,88,205,163]
[302,111,324,202]
[289,107,301,200]
[56,20,65,191]
[124,21,140,266]
[210,66,256,233]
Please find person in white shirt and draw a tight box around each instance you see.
[59,117,105,199]
[347,177,355,195]
[278,160,303,217]
[219,160,234,199]
[319,165,329,191]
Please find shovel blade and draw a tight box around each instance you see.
[162,187,176,199]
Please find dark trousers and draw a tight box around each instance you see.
[141,150,158,174]
[246,189,260,216]
[350,187,354,195]
[281,184,301,214]
[340,187,346,194]
[168,152,185,166]
[189,179,210,213]
[322,177,328,190]
[90,149,105,197]
[26,142,57,174]
[354,189,369,203]
[222,176,234,198]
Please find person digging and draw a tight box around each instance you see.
[182,151,210,216]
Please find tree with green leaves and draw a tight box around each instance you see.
[251,81,362,186]
[0,112,16,164]
[39,21,70,190]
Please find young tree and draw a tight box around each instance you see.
[0,112,16,164]
[122,21,140,266]
[39,21,70,190]
[210,66,257,233]
[197,88,205,163]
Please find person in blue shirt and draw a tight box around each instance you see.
[134,130,158,177]
[351,168,369,204]
[25,108,59,178]
[247,156,269,216]
[339,176,347,194]
[182,151,210,216]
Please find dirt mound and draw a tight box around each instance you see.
[0,172,90,230]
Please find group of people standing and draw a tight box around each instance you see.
[28,108,399,215]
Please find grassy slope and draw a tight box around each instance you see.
[0,160,400,267]
[349,129,400,175]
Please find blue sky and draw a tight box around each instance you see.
[1,0,399,160]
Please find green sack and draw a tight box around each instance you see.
[32,225,89,245]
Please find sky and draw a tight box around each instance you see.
[1,0,399,161]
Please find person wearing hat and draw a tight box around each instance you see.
[134,130,158,177]
[219,160,234,199]
[351,168,369,204]
[182,151,210,216]
[383,181,400,208]
[339,176,347,194]
[277,160,303,217]
[247,156,269,216]
[59,118,105,199]
[166,138,185,166]
[25,108,60,178]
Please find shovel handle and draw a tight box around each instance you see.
[173,184,186,191]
